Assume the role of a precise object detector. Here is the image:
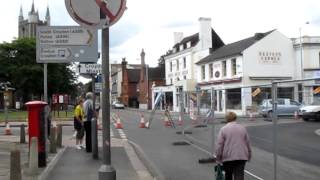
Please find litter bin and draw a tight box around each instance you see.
[25,101,48,167]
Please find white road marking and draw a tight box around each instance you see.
[117,129,127,139]
[185,139,265,180]
[315,129,320,136]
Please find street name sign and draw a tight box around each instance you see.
[65,0,126,29]
[36,26,98,63]
[78,64,102,74]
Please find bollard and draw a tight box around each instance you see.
[29,137,38,175]
[10,146,21,180]
[20,124,26,144]
[91,118,98,159]
[56,124,62,148]
[49,127,57,154]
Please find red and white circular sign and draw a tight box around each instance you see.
[65,0,126,29]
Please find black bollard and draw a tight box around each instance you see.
[20,124,26,144]
[49,127,57,153]
[10,147,21,180]
[56,125,62,148]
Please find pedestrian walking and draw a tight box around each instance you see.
[83,92,94,152]
[74,98,85,150]
[215,112,252,180]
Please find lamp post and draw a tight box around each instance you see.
[299,22,310,80]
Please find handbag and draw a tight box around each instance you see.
[215,164,225,180]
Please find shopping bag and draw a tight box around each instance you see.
[214,164,224,180]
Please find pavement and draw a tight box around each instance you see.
[0,119,154,180]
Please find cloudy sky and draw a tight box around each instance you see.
[2,0,320,68]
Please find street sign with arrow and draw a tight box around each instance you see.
[36,26,98,63]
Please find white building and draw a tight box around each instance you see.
[196,30,320,115]
[152,17,224,112]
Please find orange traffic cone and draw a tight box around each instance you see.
[115,115,123,129]
[139,113,146,128]
[4,123,12,135]
[178,115,183,126]
[164,116,171,127]
[294,111,299,120]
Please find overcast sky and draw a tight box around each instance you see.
[2,0,320,68]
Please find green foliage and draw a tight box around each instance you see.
[0,38,78,103]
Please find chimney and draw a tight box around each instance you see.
[199,17,212,50]
[140,49,145,66]
[174,32,184,45]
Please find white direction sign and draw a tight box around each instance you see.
[37,26,98,63]
[79,64,102,74]
[65,0,126,29]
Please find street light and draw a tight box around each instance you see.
[299,21,310,80]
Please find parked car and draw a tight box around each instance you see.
[112,101,125,109]
[299,102,320,121]
[258,98,302,117]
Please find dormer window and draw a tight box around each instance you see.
[180,44,184,51]
[187,42,191,48]
[173,47,177,53]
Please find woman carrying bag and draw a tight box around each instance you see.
[215,112,252,180]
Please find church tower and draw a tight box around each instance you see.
[18,1,50,38]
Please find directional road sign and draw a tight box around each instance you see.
[36,26,98,63]
[65,0,126,29]
[78,64,102,74]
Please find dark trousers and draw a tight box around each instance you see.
[223,160,246,180]
[84,121,92,152]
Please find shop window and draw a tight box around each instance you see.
[183,57,186,69]
[170,61,172,72]
[176,59,179,70]
[226,88,242,109]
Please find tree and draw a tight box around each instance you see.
[0,38,78,104]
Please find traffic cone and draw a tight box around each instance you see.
[178,115,183,126]
[4,123,12,135]
[163,116,171,127]
[191,114,198,124]
[139,113,146,128]
[294,111,299,120]
[115,115,123,129]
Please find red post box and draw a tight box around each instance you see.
[25,101,48,167]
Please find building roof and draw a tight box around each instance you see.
[167,29,224,56]
[196,30,275,65]
[148,65,165,80]
[127,69,140,83]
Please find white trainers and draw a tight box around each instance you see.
[76,145,81,150]
[80,144,85,149]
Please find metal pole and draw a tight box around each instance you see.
[299,28,303,80]
[92,76,98,159]
[272,82,278,180]
[99,27,116,179]
[210,88,215,155]
[44,64,48,102]
[4,88,8,125]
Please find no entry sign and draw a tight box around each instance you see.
[65,0,126,29]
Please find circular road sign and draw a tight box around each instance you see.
[65,0,126,29]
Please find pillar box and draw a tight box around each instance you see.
[25,101,48,167]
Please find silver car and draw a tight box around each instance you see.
[259,98,302,117]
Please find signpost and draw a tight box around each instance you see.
[65,0,126,179]
[78,64,102,74]
[37,26,98,63]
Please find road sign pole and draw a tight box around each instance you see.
[92,75,99,159]
[99,27,116,180]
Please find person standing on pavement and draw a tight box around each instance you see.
[215,112,252,180]
[74,98,85,150]
[83,92,94,152]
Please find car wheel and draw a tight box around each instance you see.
[268,111,273,118]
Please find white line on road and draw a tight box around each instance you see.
[185,139,265,180]
[315,129,320,136]
[117,129,127,139]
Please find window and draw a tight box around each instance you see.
[183,57,186,68]
[222,61,226,77]
[231,58,237,76]
[170,61,172,72]
[201,65,205,80]
[209,63,213,78]
[187,42,191,48]
[170,78,173,84]
[180,44,184,51]
[176,59,179,70]
[184,75,187,80]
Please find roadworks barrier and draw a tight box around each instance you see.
[139,113,146,128]
[4,122,12,135]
